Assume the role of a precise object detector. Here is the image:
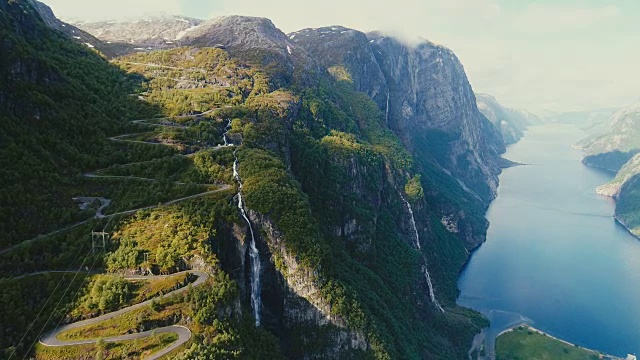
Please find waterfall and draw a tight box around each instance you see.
[223,119,232,146]
[233,152,262,326]
[422,265,444,313]
[385,91,390,123]
[399,192,445,313]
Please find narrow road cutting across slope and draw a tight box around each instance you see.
[40,270,209,360]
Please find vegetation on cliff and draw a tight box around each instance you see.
[2,2,496,359]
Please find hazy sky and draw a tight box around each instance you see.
[44,0,640,114]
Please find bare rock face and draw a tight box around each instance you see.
[476,93,537,145]
[71,15,202,48]
[181,16,317,87]
[291,26,505,202]
[372,34,505,201]
[184,16,290,53]
[245,210,369,357]
[289,26,388,104]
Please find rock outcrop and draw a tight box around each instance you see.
[291,26,505,203]
[580,100,640,172]
[71,15,202,48]
[28,0,134,57]
[476,93,538,145]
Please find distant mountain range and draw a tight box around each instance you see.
[475,93,541,145]
[576,100,640,236]
[70,15,202,48]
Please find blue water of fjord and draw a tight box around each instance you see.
[458,124,640,356]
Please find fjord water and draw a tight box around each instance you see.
[458,124,640,356]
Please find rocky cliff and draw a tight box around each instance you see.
[71,15,202,49]
[579,100,640,172]
[291,26,505,205]
[28,0,135,57]
[476,93,538,145]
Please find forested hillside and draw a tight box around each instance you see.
[1,2,504,359]
[0,0,164,249]
[578,101,640,237]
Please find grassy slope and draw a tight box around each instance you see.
[496,327,601,360]
[35,332,178,360]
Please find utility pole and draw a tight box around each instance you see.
[91,231,109,254]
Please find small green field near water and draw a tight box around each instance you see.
[496,326,613,360]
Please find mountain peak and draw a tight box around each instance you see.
[181,15,291,51]
[71,15,203,47]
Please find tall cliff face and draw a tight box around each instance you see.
[476,93,537,145]
[579,100,640,172]
[291,27,505,204]
[376,35,505,202]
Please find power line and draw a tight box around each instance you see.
[21,248,103,360]
[7,226,92,359]
[8,180,132,359]
[23,196,134,358]
[21,176,152,358]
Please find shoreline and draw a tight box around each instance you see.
[580,161,640,241]
[497,323,624,360]
[614,215,640,240]
[462,128,637,359]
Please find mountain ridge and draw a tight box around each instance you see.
[475,93,541,145]
[1,3,529,358]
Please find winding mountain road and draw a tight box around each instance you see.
[0,184,231,256]
[40,270,209,360]
[105,184,232,218]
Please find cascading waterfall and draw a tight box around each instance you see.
[385,91,390,123]
[232,151,262,326]
[399,192,445,313]
[223,119,232,146]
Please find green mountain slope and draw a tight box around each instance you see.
[578,101,640,238]
[0,0,169,249]
[1,2,503,359]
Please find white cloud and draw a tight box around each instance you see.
[41,0,640,113]
[513,4,621,33]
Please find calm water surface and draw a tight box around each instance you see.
[458,124,640,356]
